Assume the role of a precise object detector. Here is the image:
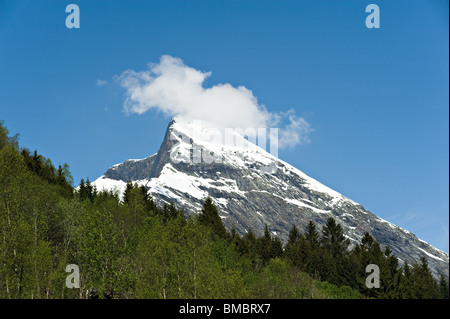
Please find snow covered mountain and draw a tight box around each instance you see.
[92,115,449,279]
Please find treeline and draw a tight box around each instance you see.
[282,219,448,298]
[0,120,448,299]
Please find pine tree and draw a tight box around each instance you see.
[122,180,134,204]
[78,178,88,200]
[198,196,227,239]
[320,217,350,286]
[243,228,258,268]
[413,256,440,298]
[378,245,402,298]
[85,178,97,202]
[256,226,282,265]
[360,232,374,250]
[304,220,320,249]
[400,260,414,298]
[271,236,283,260]
[283,225,306,270]
[321,217,350,257]
[229,226,248,257]
[287,225,300,246]
[139,185,156,213]
[32,150,42,177]
[256,225,274,267]
[163,201,182,221]
[303,221,322,279]
[439,275,449,299]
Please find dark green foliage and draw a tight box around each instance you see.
[439,275,449,299]
[197,196,227,240]
[122,180,134,204]
[256,224,283,267]
[284,225,306,269]
[321,217,350,258]
[20,148,73,197]
[407,256,441,299]
[305,220,320,248]
[77,178,97,202]
[162,201,184,221]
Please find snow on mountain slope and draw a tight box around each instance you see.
[92,115,449,279]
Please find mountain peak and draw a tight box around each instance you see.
[92,117,449,279]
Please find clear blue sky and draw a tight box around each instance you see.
[0,1,448,252]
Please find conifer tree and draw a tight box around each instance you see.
[139,185,156,213]
[255,225,283,267]
[400,260,414,298]
[320,218,351,286]
[360,232,374,250]
[78,178,88,200]
[378,245,402,298]
[412,256,440,298]
[305,220,320,249]
[303,221,322,278]
[198,196,227,239]
[287,225,300,246]
[122,180,134,204]
[439,275,449,299]
[271,236,283,260]
[243,228,259,267]
[321,217,350,257]
[85,178,97,202]
[284,225,306,269]
[163,201,182,221]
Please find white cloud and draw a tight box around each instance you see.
[278,110,313,149]
[96,79,108,86]
[116,55,312,149]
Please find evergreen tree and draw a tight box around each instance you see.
[360,232,374,250]
[301,221,323,278]
[257,224,273,266]
[284,225,307,270]
[321,217,350,257]
[85,178,97,202]
[287,225,300,246]
[304,220,320,249]
[271,236,283,260]
[122,180,134,204]
[229,226,248,257]
[78,179,88,200]
[320,218,351,286]
[400,260,414,298]
[439,275,449,299]
[411,256,441,299]
[243,228,258,268]
[163,201,182,221]
[139,185,156,213]
[198,196,227,240]
[378,245,402,298]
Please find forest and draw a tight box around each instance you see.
[0,120,448,299]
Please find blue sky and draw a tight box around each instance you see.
[0,1,448,252]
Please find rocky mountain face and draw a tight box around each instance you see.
[93,116,449,279]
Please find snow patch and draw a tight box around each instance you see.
[284,198,330,214]
[417,247,446,262]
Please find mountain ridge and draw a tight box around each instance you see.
[93,116,449,279]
